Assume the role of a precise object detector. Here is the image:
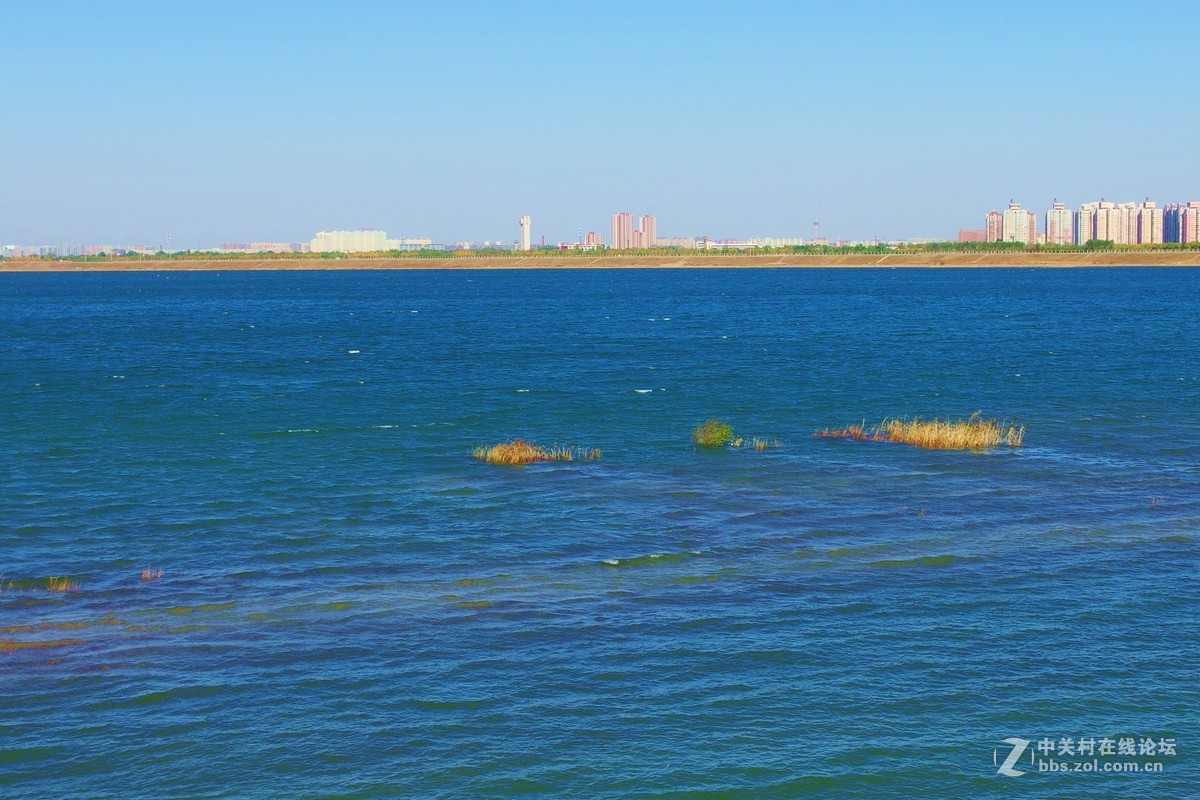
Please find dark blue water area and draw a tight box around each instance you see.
[1,267,1197,798]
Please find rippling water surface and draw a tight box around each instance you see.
[2,268,1197,798]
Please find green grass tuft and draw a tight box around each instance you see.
[692,420,734,447]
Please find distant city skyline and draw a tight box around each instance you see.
[9,191,1200,258]
[2,2,1197,246]
[8,191,1200,253]
[962,197,1200,247]
[9,190,1200,256]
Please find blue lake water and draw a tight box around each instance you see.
[1,267,1197,798]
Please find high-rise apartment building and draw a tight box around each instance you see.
[1001,202,1037,244]
[1074,200,1161,245]
[1101,202,1140,244]
[1136,201,1163,245]
[985,210,1003,242]
[1045,201,1075,245]
[1076,203,1096,244]
[519,215,531,251]
[610,212,656,249]
[1117,202,1140,244]
[611,213,634,249]
[1088,201,1120,243]
[1183,203,1200,243]
[1164,202,1200,243]
[1093,202,1113,241]
[584,231,603,248]
[639,215,656,248]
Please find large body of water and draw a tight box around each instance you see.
[2,268,1197,798]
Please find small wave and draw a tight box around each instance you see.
[517,389,530,393]
[602,551,700,568]
[672,574,721,584]
[634,389,653,394]
[162,601,236,616]
[320,601,356,611]
[347,350,360,354]
[404,697,494,711]
[284,429,319,434]
[867,554,974,569]
[371,425,396,429]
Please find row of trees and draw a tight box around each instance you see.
[15,240,1200,262]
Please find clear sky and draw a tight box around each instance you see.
[2,0,1197,247]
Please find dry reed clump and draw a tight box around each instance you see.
[45,576,81,593]
[751,437,781,452]
[692,420,735,447]
[472,440,602,465]
[141,567,164,581]
[814,414,1025,450]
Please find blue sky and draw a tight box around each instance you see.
[2,0,1197,247]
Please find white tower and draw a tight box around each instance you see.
[519,215,531,251]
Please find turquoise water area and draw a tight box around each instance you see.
[1,267,1197,798]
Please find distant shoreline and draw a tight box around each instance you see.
[5,251,1200,272]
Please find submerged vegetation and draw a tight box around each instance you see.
[1,576,82,593]
[473,440,602,465]
[814,414,1025,450]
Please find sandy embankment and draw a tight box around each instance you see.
[5,251,1200,272]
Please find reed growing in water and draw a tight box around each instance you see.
[473,440,602,465]
[692,420,735,447]
[45,576,81,593]
[692,421,780,451]
[815,414,1024,450]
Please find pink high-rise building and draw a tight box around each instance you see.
[640,215,656,248]
[1164,202,1200,243]
[610,211,657,249]
[1086,201,1119,243]
[584,231,603,247]
[1077,199,1154,245]
[985,210,1003,243]
[1076,203,1097,244]
[611,213,635,249]
[1136,201,1163,244]
[1184,203,1200,243]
